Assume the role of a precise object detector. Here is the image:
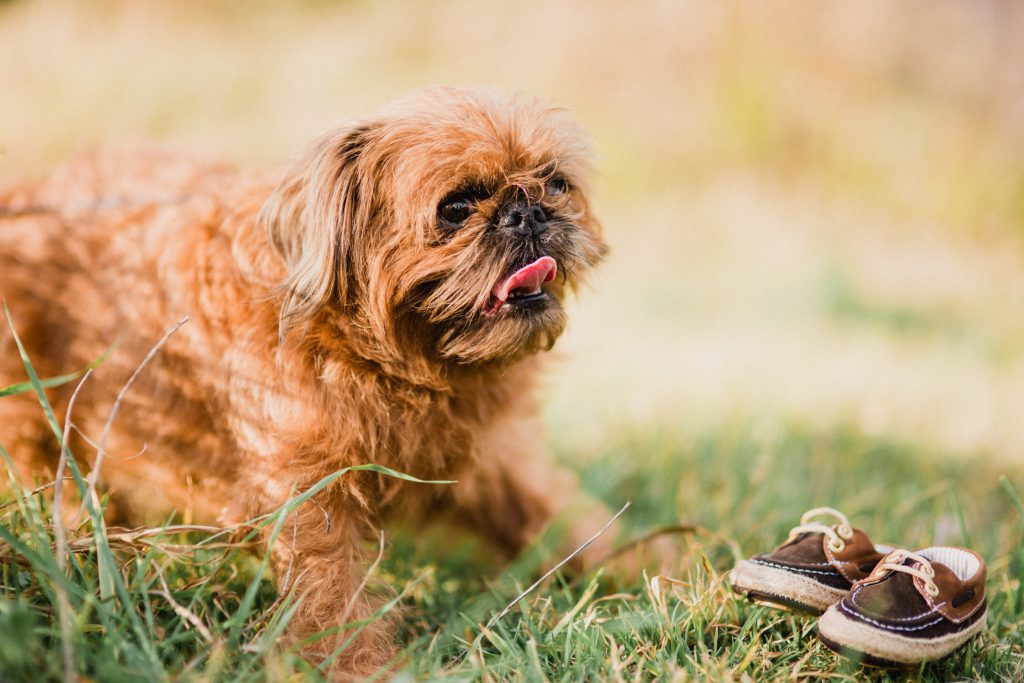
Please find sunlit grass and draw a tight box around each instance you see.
[0,313,447,680]
[2,335,1022,679]
[3,0,1024,679]
[386,420,1024,681]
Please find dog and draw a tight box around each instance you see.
[0,87,610,675]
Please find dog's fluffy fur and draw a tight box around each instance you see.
[0,87,611,674]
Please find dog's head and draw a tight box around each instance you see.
[261,87,606,373]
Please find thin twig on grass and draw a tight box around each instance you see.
[54,368,92,683]
[337,530,386,628]
[486,500,630,629]
[0,478,75,511]
[70,422,148,461]
[80,315,189,517]
[55,524,261,563]
[154,563,214,643]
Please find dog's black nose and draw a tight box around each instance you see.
[500,202,548,236]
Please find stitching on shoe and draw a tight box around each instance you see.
[847,586,939,622]
[843,589,937,626]
[751,559,842,577]
[839,606,942,634]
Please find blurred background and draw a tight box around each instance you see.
[3,0,1024,464]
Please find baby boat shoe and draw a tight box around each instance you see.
[730,507,890,614]
[818,546,987,667]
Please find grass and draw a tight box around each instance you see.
[3,2,1024,680]
[390,424,1024,681]
[0,313,451,681]
[1,336,1022,681]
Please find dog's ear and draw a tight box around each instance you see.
[260,124,375,335]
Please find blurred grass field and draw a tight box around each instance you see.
[2,0,1024,680]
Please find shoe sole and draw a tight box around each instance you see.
[729,559,848,615]
[817,603,987,666]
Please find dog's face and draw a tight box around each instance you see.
[262,87,606,371]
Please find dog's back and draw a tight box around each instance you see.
[0,150,261,516]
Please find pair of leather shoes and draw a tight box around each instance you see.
[729,507,987,667]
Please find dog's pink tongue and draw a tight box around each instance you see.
[492,256,557,303]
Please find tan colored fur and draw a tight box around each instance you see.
[0,87,610,676]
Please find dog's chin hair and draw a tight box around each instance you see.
[436,305,568,365]
[363,231,590,371]
[407,252,572,366]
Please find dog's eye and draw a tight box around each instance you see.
[438,196,475,226]
[546,175,569,197]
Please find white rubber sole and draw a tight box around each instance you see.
[818,603,987,666]
[729,559,848,614]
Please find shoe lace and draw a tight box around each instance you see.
[873,549,940,597]
[785,507,855,553]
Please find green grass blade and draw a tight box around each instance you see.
[0,347,112,398]
[948,486,972,548]
[3,301,65,441]
[245,463,455,530]
[1000,475,1024,521]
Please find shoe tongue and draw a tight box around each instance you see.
[771,532,829,564]
[856,570,931,619]
[492,257,557,302]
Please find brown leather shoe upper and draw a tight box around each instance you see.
[855,546,987,625]
[823,528,888,584]
[753,526,886,590]
[819,547,988,666]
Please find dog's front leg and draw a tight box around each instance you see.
[450,417,617,568]
[263,499,397,679]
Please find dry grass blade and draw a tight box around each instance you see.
[486,500,630,629]
[0,478,76,512]
[81,315,189,516]
[337,529,386,628]
[55,367,92,683]
[62,524,260,558]
[154,563,214,643]
[0,522,263,571]
[70,422,148,461]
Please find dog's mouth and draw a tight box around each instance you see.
[484,256,557,315]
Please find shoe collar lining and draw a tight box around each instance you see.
[917,546,980,581]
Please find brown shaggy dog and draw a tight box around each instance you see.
[0,87,611,674]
